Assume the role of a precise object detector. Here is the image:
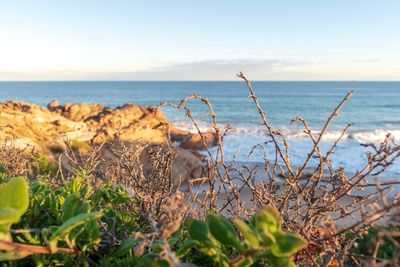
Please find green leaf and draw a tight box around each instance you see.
[0,177,29,215]
[208,213,242,252]
[262,250,295,267]
[167,237,178,247]
[61,192,90,222]
[0,208,21,225]
[81,218,101,246]
[0,207,20,240]
[0,165,6,174]
[49,211,102,251]
[139,253,170,267]
[188,219,210,243]
[70,177,83,193]
[252,206,281,234]
[259,205,282,225]
[0,177,29,240]
[271,231,306,257]
[188,218,224,259]
[251,215,276,246]
[234,219,260,248]
[150,241,164,253]
[112,236,137,258]
[61,192,82,222]
[176,240,198,258]
[0,251,30,261]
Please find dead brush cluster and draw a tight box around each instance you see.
[154,72,400,265]
[63,141,178,218]
[1,73,400,266]
[0,136,36,177]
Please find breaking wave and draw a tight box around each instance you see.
[176,122,400,144]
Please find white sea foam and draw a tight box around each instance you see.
[174,123,400,177]
[351,129,400,144]
[177,123,400,144]
[286,130,349,141]
[286,129,400,144]
[176,122,400,145]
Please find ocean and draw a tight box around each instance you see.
[1,81,399,177]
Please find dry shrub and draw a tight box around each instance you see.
[60,139,178,222]
[134,191,187,266]
[0,137,36,177]
[157,72,400,265]
[56,141,113,181]
[106,142,176,218]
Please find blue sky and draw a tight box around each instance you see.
[1,1,399,80]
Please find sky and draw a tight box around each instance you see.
[0,1,400,81]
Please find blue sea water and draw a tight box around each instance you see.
[0,81,399,177]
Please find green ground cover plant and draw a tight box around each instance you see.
[0,165,307,266]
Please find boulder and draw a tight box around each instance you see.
[171,148,205,184]
[61,103,105,121]
[47,99,59,110]
[180,132,218,150]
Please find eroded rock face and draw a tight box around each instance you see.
[47,100,106,122]
[0,101,94,152]
[0,100,213,183]
[61,103,106,122]
[0,100,188,148]
[48,102,188,144]
[89,104,167,144]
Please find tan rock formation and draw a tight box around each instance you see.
[180,132,218,150]
[0,100,187,149]
[0,100,214,183]
[47,99,59,110]
[172,148,205,184]
[0,101,94,152]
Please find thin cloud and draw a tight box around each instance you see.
[0,59,309,80]
[0,58,396,81]
[88,59,309,80]
[351,59,382,63]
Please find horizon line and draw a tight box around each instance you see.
[1,80,400,82]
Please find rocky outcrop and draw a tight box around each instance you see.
[0,101,94,152]
[0,99,215,183]
[0,100,188,147]
[89,104,168,144]
[45,101,188,144]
